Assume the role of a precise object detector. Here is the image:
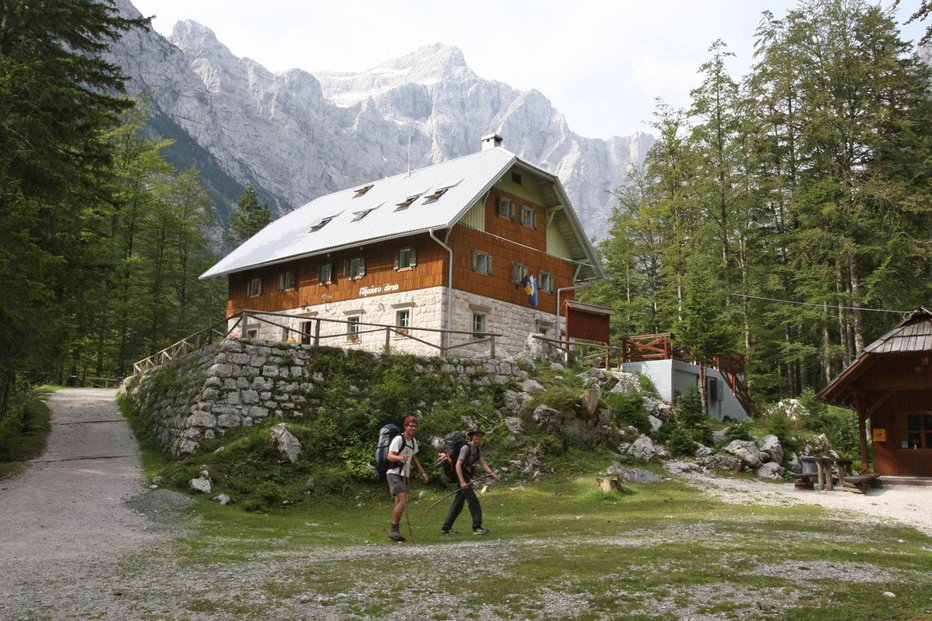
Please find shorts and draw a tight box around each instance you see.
[387,473,409,496]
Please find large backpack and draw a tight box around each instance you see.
[369,423,403,481]
[437,431,469,483]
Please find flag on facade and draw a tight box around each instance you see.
[520,275,538,306]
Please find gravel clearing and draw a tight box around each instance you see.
[1,389,929,620]
[678,470,932,536]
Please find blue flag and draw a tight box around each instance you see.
[520,275,538,306]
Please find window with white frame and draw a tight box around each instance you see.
[396,309,411,332]
[347,315,360,340]
[497,198,514,219]
[538,271,554,293]
[512,262,528,284]
[343,256,366,279]
[245,325,260,339]
[520,205,537,229]
[394,246,417,270]
[277,270,295,291]
[247,277,262,298]
[471,250,493,275]
[317,262,333,285]
[472,313,486,337]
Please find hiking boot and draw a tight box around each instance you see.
[388,530,406,542]
[473,528,489,535]
[440,528,457,535]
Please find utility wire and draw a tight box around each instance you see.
[728,293,907,315]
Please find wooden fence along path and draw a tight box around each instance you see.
[131,310,503,377]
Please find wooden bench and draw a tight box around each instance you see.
[794,473,817,489]
[839,473,882,494]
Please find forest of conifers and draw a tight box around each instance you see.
[0,0,929,419]
[580,0,930,406]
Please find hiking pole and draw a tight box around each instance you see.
[403,474,414,542]
[424,473,492,514]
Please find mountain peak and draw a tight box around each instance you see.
[170,20,234,60]
[367,43,472,84]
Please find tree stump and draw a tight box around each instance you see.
[596,476,624,493]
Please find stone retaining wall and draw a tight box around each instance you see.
[122,337,520,456]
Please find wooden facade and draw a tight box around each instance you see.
[227,187,580,319]
[817,308,932,477]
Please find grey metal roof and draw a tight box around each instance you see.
[201,147,601,280]
[863,307,932,354]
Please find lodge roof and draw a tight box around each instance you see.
[200,146,601,280]
[817,306,932,408]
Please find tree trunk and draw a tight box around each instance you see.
[821,301,833,385]
[699,363,708,415]
[849,256,864,355]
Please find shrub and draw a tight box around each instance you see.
[667,422,697,457]
[723,419,754,444]
[674,385,713,445]
[637,373,660,398]
[604,392,649,433]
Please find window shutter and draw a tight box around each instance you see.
[393,250,399,270]
[487,255,493,274]
[342,258,348,278]
[471,251,478,271]
[409,247,416,267]
[359,257,366,276]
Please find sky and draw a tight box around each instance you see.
[130,1,925,139]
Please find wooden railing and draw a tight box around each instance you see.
[618,332,752,415]
[131,318,230,376]
[131,310,503,377]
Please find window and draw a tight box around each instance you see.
[497,198,515,219]
[423,186,451,204]
[347,316,360,341]
[352,207,377,221]
[247,277,262,298]
[343,256,366,279]
[394,246,417,270]
[511,172,523,185]
[471,251,493,275]
[317,263,333,285]
[538,271,554,293]
[707,377,720,403]
[245,326,259,339]
[281,326,291,342]
[472,313,486,337]
[899,414,932,449]
[535,321,553,337]
[395,194,421,211]
[277,270,295,291]
[511,262,528,284]
[309,216,335,232]
[353,184,373,198]
[520,205,537,229]
[396,309,411,334]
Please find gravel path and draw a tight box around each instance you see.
[0,388,190,620]
[679,470,932,536]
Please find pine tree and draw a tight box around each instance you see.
[227,185,271,249]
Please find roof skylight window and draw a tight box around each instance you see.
[309,215,337,232]
[423,187,451,204]
[353,184,374,198]
[352,206,379,221]
[395,194,421,211]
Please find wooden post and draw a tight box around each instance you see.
[313,318,321,347]
[854,394,869,473]
[490,335,496,359]
[385,327,391,351]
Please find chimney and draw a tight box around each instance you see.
[481,133,503,151]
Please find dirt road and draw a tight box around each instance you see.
[0,388,188,620]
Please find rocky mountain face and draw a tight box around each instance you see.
[108,1,652,240]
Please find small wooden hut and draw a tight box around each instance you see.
[817,307,932,478]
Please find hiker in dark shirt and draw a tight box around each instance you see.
[441,427,499,536]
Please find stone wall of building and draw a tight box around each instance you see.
[229,286,556,360]
[122,337,520,456]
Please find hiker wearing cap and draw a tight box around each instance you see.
[441,427,499,536]
[386,415,428,542]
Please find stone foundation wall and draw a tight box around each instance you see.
[122,337,520,456]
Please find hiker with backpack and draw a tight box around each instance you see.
[386,415,428,542]
[440,427,499,536]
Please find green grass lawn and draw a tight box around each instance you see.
[132,474,932,620]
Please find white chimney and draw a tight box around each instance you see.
[481,133,503,151]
